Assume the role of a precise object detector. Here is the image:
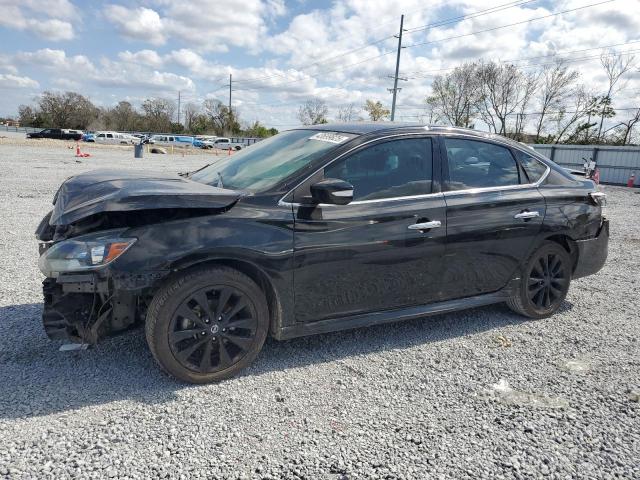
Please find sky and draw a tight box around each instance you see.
[0,0,639,130]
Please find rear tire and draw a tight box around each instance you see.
[145,266,269,383]
[507,241,571,319]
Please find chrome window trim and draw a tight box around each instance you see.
[277,131,551,208]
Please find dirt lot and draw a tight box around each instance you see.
[0,142,638,479]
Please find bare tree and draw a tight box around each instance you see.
[512,70,541,141]
[550,87,600,143]
[336,103,361,122]
[297,99,328,125]
[182,102,200,132]
[534,62,580,142]
[203,98,240,134]
[596,51,635,141]
[363,99,390,121]
[426,63,482,127]
[477,62,536,137]
[615,108,640,145]
[141,97,176,132]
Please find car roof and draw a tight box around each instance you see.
[295,122,497,138]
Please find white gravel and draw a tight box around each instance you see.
[0,143,638,479]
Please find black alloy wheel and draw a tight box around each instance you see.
[527,251,568,310]
[146,266,269,383]
[168,286,258,374]
[507,241,572,318]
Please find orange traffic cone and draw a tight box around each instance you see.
[628,172,636,188]
[228,147,232,156]
[75,142,91,158]
[593,168,600,185]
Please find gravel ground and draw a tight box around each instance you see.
[0,142,638,479]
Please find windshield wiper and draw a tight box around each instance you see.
[217,171,224,188]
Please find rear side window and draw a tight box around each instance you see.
[324,138,432,201]
[444,138,519,191]
[514,150,548,183]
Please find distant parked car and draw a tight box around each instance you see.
[82,133,96,142]
[213,137,243,150]
[94,131,138,145]
[193,136,218,149]
[150,135,195,147]
[27,128,83,141]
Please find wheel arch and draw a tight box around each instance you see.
[540,233,579,272]
[161,257,283,338]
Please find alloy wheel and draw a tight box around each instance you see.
[527,252,568,310]
[168,286,258,373]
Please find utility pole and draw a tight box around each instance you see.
[177,90,181,125]
[389,14,407,122]
[228,73,232,114]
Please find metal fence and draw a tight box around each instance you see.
[530,144,639,185]
[0,125,42,134]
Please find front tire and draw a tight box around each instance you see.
[145,266,269,383]
[507,241,571,319]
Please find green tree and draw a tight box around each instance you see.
[363,100,390,121]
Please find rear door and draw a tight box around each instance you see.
[439,136,546,300]
[291,135,447,323]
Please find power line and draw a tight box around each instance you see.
[403,0,617,49]
[400,43,640,79]
[404,0,539,33]
[231,1,542,87]
[397,106,640,117]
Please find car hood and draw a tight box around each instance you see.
[50,169,242,226]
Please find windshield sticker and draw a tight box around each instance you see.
[309,132,350,144]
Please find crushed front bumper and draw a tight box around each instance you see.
[573,218,609,279]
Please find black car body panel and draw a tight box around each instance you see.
[35,124,609,346]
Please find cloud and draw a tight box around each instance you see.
[118,49,164,68]
[104,6,166,45]
[104,0,286,52]
[0,74,39,89]
[0,0,75,40]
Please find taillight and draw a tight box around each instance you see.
[588,191,607,207]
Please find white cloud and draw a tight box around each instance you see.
[104,6,167,45]
[0,74,39,89]
[0,0,75,40]
[118,49,164,68]
[104,0,286,52]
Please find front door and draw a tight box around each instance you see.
[292,136,447,323]
[439,136,546,300]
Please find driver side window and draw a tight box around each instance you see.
[324,138,433,201]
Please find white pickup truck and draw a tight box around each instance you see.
[212,137,244,151]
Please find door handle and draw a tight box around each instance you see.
[514,211,540,220]
[408,220,442,230]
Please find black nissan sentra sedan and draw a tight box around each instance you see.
[36,124,609,383]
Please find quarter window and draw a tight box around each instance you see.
[444,138,520,191]
[514,149,548,183]
[324,138,433,201]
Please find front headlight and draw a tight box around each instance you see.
[38,230,136,277]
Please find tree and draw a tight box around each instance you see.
[617,108,640,145]
[534,62,579,142]
[596,51,635,141]
[202,98,240,135]
[141,97,176,132]
[30,91,99,129]
[297,99,328,125]
[426,63,482,128]
[549,87,600,144]
[477,62,536,137]
[107,101,140,131]
[182,102,200,132]
[244,121,278,138]
[363,99,390,121]
[336,103,361,122]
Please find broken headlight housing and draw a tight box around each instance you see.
[38,230,136,277]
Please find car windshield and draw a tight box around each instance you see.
[190,129,355,192]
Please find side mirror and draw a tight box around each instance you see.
[309,178,354,205]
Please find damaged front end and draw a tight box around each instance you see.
[36,168,241,345]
